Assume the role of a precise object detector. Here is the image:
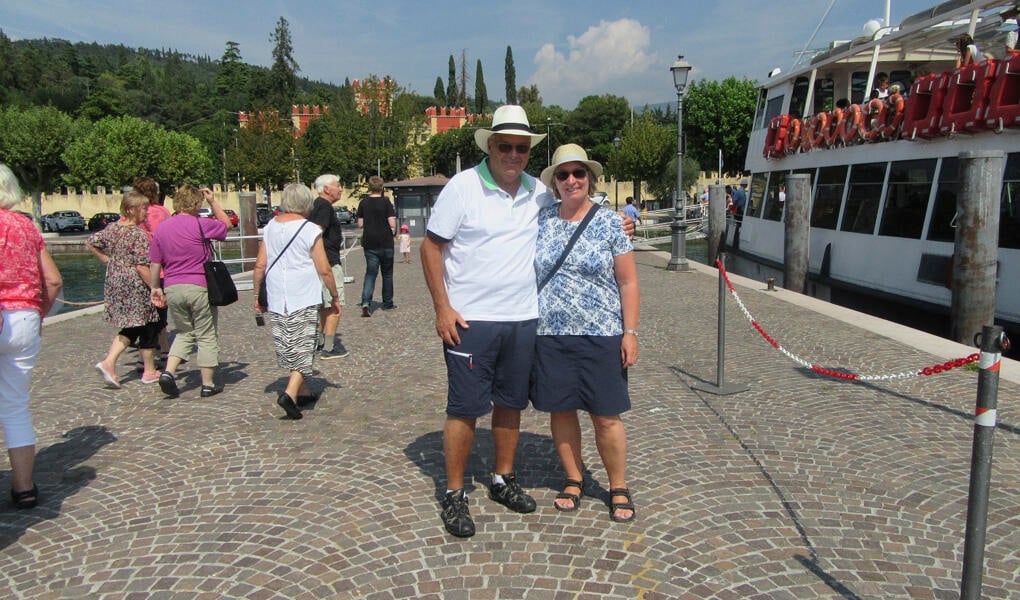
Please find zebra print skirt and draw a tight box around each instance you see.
[270,305,319,377]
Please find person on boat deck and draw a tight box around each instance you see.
[956,34,980,67]
[873,73,889,99]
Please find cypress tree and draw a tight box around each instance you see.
[505,46,516,104]
[446,55,458,108]
[474,59,487,114]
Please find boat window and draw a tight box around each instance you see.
[840,162,886,234]
[748,173,768,218]
[879,159,936,239]
[763,95,784,125]
[811,166,848,230]
[763,173,788,222]
[754,89,769,129]
[851,71,870,104]
[814,79,834,113]
[927,158,959,242]
[1002,152,1020,250]
[791,77,807,118]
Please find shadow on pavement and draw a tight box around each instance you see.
[0,425,117,550]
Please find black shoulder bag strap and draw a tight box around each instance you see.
[265,220,310,277]
[537,204,600,293]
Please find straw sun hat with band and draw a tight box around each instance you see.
[474,105,547,153]
[539,144,603,192]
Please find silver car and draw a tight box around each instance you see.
[41,210,86,232]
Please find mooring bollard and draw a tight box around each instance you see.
[960,324,1010,600]
[692,254,749,396]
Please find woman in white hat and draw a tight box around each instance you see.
[532,143,640,523]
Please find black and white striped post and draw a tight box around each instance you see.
[960,324,1010,600]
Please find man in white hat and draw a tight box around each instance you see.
[421,105,548,537]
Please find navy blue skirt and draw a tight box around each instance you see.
[532,335,630,416]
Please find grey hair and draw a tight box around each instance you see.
[314,174,339,194]
[0,164,25,210]
[279,183,315,216]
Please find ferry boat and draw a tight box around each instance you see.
[733,0,1020,339]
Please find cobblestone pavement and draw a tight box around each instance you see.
[2,246,1018,599]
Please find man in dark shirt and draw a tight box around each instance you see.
[355,175,396,316]
[309,174,348,358]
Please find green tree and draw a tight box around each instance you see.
[683,76,757,174]
[474,59,488,114]
[0,105,77,220]
[421,124,484,177]
[517,84,541,110]
[611,114,678,202]
[446,55,458,108]
[216,41,249,111]
[505,46,516,104]
[562,94,630,165]
[269,16,300,114]
[226,112,294,190]
[433,76,445,106]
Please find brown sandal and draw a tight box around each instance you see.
[609,488,636,523]
[554,479,583,512]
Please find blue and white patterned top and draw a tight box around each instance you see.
[535,204,633,336]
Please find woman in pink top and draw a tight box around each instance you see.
[0,164,63,509]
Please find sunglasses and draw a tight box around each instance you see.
[554,168,589,182]
[495,142,531,155]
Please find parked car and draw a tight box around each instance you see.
[88,212,121,231]
[590,192,610,207]
[41,210,86,233]
[197,207,213,218]
[256,206,272,228]
[223,209,239,228]
[334,206,356,224]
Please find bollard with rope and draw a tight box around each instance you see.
[692,253,749,396]
[960,325,1010,600]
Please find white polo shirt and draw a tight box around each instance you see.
[427,159,554,321]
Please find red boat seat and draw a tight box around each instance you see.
[939,60,998,134]
[901,73,947,139]
[984,52,1020,130]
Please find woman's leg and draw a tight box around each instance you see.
[284,370,305,401]
[591,414,632,520]
[550,410,584,510]
[0,310,41,495]
[99,334,131,374]
[7,445,35,494]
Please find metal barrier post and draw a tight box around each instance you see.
[693,253,749,396]
[960,324,1009,599]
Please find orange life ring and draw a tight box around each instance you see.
[764,115,788,158]
[838,104,865,144]
[800,115,816,151]
[880,93,905,140]
[861,98,886,141]
[784,118,801,154]
[811,112,829,148]
[822,107,843,146]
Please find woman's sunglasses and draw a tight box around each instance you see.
[554,168,589,182]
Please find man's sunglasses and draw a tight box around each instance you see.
[495,143,531,155]
[554,168,589,182]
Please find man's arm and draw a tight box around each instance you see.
[420,235,468,346]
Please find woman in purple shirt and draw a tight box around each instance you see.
[149,185,232,399]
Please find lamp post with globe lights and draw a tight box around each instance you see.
[668,55,693,272]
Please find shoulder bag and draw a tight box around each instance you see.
[199,218,238,306]
[258,220,309,307]
[537,203,600,293]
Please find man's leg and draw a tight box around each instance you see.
[380,248,395,308]
[443,415,476,492]
[491,404,521,475]
[360,249,380,309]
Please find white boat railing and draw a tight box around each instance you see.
[634,208,708,245]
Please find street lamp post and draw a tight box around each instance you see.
[668,54,693,272]
[613,135,621,211]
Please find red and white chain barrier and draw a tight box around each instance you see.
[715,260,979,381]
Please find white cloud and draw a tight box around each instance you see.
[530,19,657,107]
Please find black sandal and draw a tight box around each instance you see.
[554,479,583,512]
[11,484,39,510]
[608,488,636,523]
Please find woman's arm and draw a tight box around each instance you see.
[84,239,109,264]
[614,251,640,368]
[38,248,63,317]
[202,187,232,230]
[253,241,268,312]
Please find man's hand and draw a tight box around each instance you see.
[435,305,469,347]
[619,212,636,238]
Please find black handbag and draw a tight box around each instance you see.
[259,220,309,307]
[199,219,238,306]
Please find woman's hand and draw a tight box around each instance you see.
[150,288,167,308]
[621,333,638,368]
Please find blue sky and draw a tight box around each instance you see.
[1,1,939,109]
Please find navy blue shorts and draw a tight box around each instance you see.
[443,320,537,419]
[532,335,630,416]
